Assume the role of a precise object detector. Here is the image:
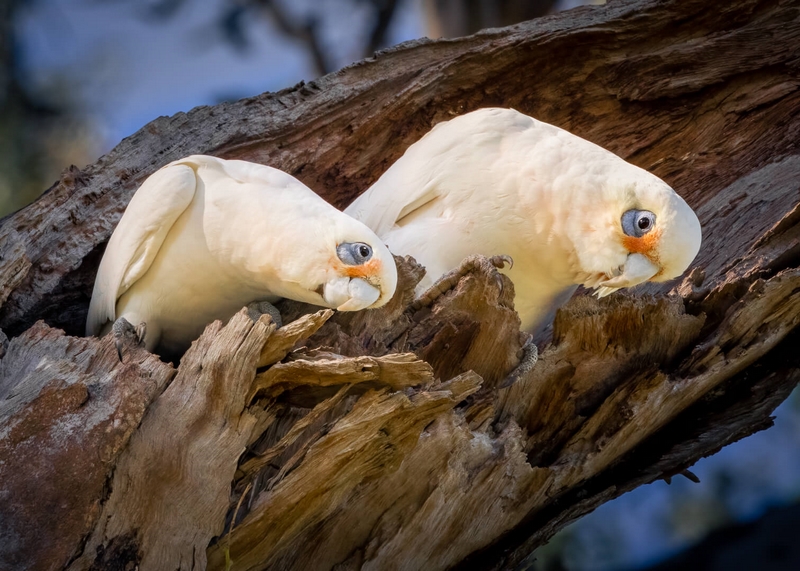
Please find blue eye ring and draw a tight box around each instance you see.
[621,210,656,238]
[336,242,373,265]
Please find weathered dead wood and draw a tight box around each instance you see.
[1,0,800,570]
[0,323,174,570]
[21,301,441,571]
[66,311,273,571]
[208,372,483,571]
[249,352,434,400]
[257,309,334,367]
[236,383,354,481]
[278,254,525,391]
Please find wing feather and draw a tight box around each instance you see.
[85,163,197,335]
[345,149,445,236]
[344,108,524,235]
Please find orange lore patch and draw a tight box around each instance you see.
[622,228,662,257]
[341,257,383,280]
[621,228,664,278]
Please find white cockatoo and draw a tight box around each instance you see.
[346,108,701,333]
[87,155,398,356]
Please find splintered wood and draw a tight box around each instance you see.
[1,0,800,570]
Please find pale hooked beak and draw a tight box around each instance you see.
[594,253,660,298]
[323,277,381,311]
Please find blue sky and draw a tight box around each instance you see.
[17,0,424,149]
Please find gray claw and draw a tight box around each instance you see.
[112,317,145,362]
[135,322,147,344]
[491,254,514,270]
[247,301,283,328]
[494,273,505,294]
[491,254,512,293]
[499,335,538,389]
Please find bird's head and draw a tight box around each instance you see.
[570,163,702,298]
[317,218,398,312]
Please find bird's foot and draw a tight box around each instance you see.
[413,254,514,310]
[246,301,283,328]
[112,317,147,362]
[499,334,538,389]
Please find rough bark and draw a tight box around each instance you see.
[1,0,799,570]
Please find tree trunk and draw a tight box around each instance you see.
[1,0,799,569]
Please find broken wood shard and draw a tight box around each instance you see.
[280,254,526,391]
[257,309,334,367]
[249,352,434,401]
[237,383,355,481]
[207,373,483,571]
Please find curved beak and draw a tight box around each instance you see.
[336,277,381,311]
[595,253,660,298]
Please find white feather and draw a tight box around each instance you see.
[86,164,196,339]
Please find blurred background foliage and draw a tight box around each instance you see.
[0,0,585,216]
[2,1,800,570]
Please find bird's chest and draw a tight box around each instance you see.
[125,219,275,347]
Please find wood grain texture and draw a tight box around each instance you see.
[0,0,799,569]
[67,310,274,571]
[0,323,174,570]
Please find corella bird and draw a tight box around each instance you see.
[346,108,701,333]
[87,155,397,357]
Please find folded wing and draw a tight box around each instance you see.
[85,163,197,335]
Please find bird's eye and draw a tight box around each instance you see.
[337,242,373,265]
[621,210,656,238]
